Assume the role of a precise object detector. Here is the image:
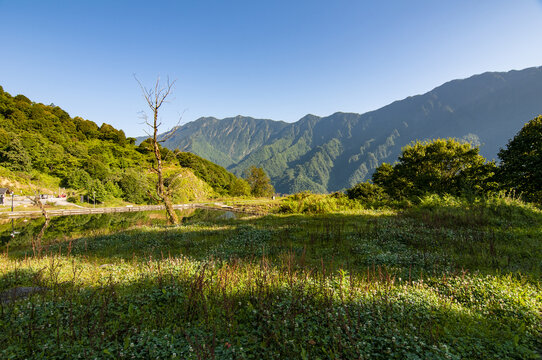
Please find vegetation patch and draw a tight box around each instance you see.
[1,198,540,359]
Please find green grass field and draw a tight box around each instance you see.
[1,196,541,359]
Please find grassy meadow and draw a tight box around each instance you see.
[0,196,541,359]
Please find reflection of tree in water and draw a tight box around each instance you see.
[27,193,50,257]
[2,212,150,247]
[46,212,153,239]
[1,209,242,247]
[0,219,17,245]
[32,216,49,256]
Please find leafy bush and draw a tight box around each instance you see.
[279,193,361,214]
[498,115,542,204]
[346,182,388,201]
[66,196,80,204]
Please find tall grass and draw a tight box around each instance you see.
[278,193,363,214]
[0,196,541,359]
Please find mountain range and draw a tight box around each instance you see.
[147,66,542,194]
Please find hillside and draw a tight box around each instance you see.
[160,116,288,168]
[0,86,246,202]
[153,66,542,194]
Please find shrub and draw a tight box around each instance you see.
[278,193,361,214]
[67,196,80,204]
[346,182,388,201]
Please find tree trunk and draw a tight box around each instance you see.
[136,75,180,225]
[153,106,179,225]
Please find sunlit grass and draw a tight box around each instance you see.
[1,198,541,359]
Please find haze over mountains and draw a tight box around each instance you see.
[149,66,542,194]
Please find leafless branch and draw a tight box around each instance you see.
[160,108,187,143]
[134,74,176,112]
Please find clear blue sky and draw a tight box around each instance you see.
[1,0,541,137]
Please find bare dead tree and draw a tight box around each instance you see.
[135,75,180,225]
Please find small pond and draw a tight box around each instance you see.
[0,208,246,246]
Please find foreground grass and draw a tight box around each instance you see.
[0,198,541,359]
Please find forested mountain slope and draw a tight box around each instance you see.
[155,66,542,193]
[159,116,288,168]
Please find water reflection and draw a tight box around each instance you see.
[1,209,244,246]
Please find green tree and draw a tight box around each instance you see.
[99,123,127,146]
[62,169,92,190]
[498,115,542,203]
[86,179,108,203]
[244,166,274,197]
[84,158,110,181]
[229,177,251,197]
[346,182,388,202]
[74,117,100,139]
[0,128,10,149]
[104,180,123,199]
[371,163,407,198]
[373,138,495,198]
[119,169,150,204]
[2,137,32,171]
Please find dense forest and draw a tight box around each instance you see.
[0,86,252,203]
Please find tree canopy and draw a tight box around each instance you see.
[498,115,542,203]
[244,166,275,197]
[372,138,497,199]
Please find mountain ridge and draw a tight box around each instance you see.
[143,66,542,194]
